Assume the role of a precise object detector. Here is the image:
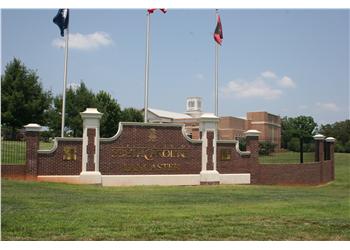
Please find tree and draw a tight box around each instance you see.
[47,82,96,137]
[281,116,317,163]
[319,120,350,153]
[47,83,142,138]
[1,58,52,139]
[121,108,143,123]
[281,116,293,149]
[96,91,122,138]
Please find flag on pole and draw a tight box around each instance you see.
[53,9,69,37]
[147,8,167,14]
[214,15,223,45]
[147,9,157,14]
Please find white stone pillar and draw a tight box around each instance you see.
[199,113,220,185]
[80,108,103,184]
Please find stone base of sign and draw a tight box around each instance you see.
[34,173,252,186]
[102,174,200,186]
[79,171,102,184]
[220,173,250,184]
[200,170,220,185]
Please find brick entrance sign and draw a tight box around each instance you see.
[1,108,336,186]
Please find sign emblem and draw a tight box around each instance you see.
[148,128,157,142]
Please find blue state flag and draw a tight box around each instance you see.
[53,9,69,37]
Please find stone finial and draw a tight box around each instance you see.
[313,134,326,141]
[199,113,219,122]
[325,137,336,143]
[24,123,42,132]
[80,108,103,119]
[244,129,261,137]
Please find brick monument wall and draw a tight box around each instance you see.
[2,120,335,186]
[99,124,202,175]
[38,140,82,175]
[1,164,26,179]
[322,160,333,184]
[216,134,335,185]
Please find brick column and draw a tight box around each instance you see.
[326,137,336,180]
[314,134,325,162]
[24,123,42,180]
[199,113,220,185]
[313,134,325,183]
[244,130,261,160]
[244,130,261,183]
[80,108,103,184]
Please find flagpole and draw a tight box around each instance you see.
[144,12,151,123]
[214,9,219,117]
[61,28,69,137]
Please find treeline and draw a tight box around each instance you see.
[1,58,143,139]
[318,120,350,153]
[281,116,350,153]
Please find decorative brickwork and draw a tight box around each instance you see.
[26,131,40,179]
[2,121,335,186]
[206,131,214,170]
[38,141,82,175]
[86,128,96,171]
[216,136,335,185]
[99,124,202,175]
[1,164,26,179]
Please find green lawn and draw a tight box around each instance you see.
[259,151,315,164]
[1,153,350,240]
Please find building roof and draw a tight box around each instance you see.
[148,108,193,119]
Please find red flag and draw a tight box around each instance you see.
[147,8,167,14]
[214,15,223,45]
[147,8,157,14]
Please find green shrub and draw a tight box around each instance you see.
[287,137,300,152]
[335,143,346,153]
[259,141,276,155]
[238,138,247,151]
[344,141,350,153]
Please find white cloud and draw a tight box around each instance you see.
[52,32,113,50]
[278,76,296,88]
[316,102,340,112]
[221,78,283,100]
[261,70,277,79]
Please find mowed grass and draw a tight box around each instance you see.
[1,153,350,240]
[1,141,54,164]
[259,151,315,164]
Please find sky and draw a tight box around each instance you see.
[1,9,349,125]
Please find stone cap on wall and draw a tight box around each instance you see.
[24,123,42,132]
[244,129,261,137]
[199,113,219,122]
[80,108,103,120]
[313,134,326,141]
[325,137,336,143]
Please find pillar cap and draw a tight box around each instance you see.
[80,108,103,119]
[24,123,42,132]
[313,134,325,141]
[325,137,336,143]
[199,113,219,122]
[244,129,261,137]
